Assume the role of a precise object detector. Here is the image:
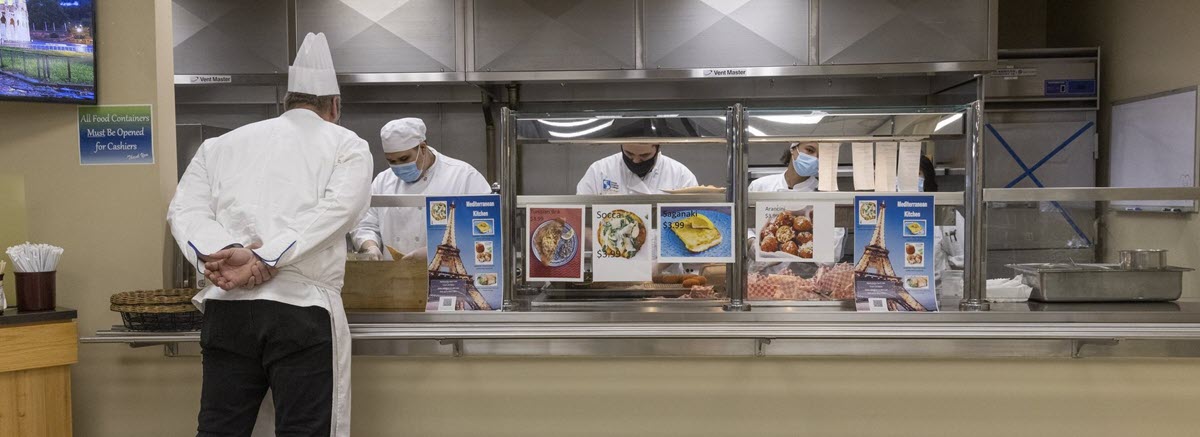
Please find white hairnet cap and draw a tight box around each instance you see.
[288,33,340,96]
[381,118,427,153]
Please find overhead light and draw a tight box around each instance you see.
[746,126,767,137]
[935,113,964,132]
[548,120,615,138]
[538,118,597,128]
[758,112,827,125]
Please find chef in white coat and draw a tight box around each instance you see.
[351,118,491,260]
[576,143,699,195]
[167,33,369,437]
[748,142,845,269]
[749,141,820,192]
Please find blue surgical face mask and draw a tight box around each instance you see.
[792,153,819,177]
[391,149,424,183]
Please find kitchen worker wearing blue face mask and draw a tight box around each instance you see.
[749,141,821,192]
[350,118,491,261]
[747,141,848,272]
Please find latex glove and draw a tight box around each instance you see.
[402,247,428,261]
[358,240,383,261]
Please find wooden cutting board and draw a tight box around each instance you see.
[341,258,427,311]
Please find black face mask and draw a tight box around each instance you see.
[623,147,659,178]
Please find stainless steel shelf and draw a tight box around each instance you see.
[984,187,1200,202]
[175,61,997,88]
[539,137,728,145]
[82,301,1200,344]
[371,194,431,208]
[747,136,933,143]
[749,191,964,205]
[466,61,998,84]
[84,302,1200,358]
[516,194,728,206]
[81,321,1200,344]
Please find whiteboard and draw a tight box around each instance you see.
[1110,88,1197,210]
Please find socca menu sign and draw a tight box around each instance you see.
[592,204,653,282]
[78,105,154,165]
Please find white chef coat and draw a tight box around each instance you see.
[576,152,699,195]
[748,173,818,192]
[350,148,491,258]
[168,108,371,437]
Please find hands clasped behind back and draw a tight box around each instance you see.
[202,244,278,290]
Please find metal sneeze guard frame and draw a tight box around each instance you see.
[82,111,1200,357]
[502,107,741,309]
[499,103,983,310]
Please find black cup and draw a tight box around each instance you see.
[15,271,56,312]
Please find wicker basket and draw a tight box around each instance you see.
[110,289,202,331]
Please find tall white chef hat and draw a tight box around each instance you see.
[381,118,427,153]
[288,32,340,96]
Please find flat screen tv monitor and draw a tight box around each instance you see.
[0,0,96,104]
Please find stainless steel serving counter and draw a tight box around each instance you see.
[83,300,1200,359]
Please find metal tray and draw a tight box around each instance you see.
[1007,263,1192,303]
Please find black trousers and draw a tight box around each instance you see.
[197,299,333,437]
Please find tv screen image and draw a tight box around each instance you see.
[0,0,95,104]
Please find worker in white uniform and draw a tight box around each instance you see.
[576,143,698,195]
[749,141,821,192]
[351,118,491,261]
[748,142,845,272]
[167,33,370,437]
[574,142,699,277]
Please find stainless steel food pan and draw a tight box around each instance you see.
[1007,263,1191,302]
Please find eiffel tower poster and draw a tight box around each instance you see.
[852,196,938,312]
[425,195,504,311]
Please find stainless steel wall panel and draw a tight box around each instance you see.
[175,104,282,132]
[173,0,289,74]
[297,0,457,73]
[174,85,282,105]
[818,0,990,65]
[642,0,810,69]
[473,0,636,71]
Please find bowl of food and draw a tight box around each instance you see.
[532,219,578,267]
[758,208,815,260]
[597,209,647,259]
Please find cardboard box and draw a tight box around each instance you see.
[341,259,427,311]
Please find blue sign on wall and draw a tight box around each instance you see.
[78,105,154,165]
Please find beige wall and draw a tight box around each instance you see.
[0,175,28,301]
[1049,0,1200,296]
[2,1,1200,436]
[0,0,185,435]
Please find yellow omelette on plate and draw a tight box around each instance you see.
[671,213,722,253]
